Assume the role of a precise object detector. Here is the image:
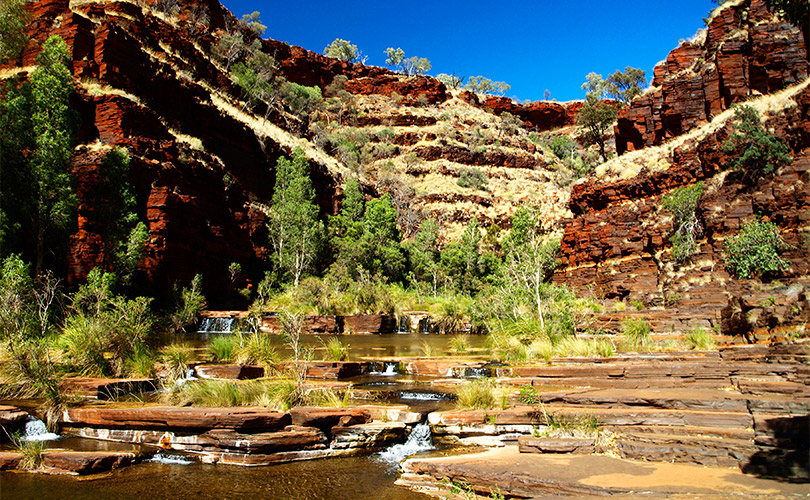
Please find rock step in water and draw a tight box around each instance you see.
[0,451,137,475]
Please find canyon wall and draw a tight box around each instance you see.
[615,0,808,154]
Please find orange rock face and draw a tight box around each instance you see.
[615,0,809,154]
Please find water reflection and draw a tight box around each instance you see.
[1,456,430,500]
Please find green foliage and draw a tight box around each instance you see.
[0,255,64,422]
[684,326,716,350]
[606,67,647,103]
[582,68,647,104]
[622,318,651,351]
[724,218,791,279]
[61,268,155,377]
[662,182,704,263]
[576,97,617,163]
[0,0,29,64]
[324,38,362,63]
[721,105,792,183]
[213,32,246,71]
[170,274,207,333]
[519,385,539,404]
[231,48,277,118]
[436,73,463,89]
[549,135,577,160]
[239,11,266,36]
[384,47,431,76]
[448,334,470,353]
[29,36,79,273]
[12,435,45,470]
[464,76,511,96]
[456,167,489,190]
[456,379,497,410]
[278,81,322,118]
[321,336,349,361]
[267,148,325,286]
[207,335,238,362]
[160,343,193,379]
[234,333,279,367]
[92,148,146,283]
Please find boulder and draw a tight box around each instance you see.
[41,451,136,475]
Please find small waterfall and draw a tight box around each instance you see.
[463,366,492,379]
[376,422,434,465]
[396,315,411,334]
[399,390,454,401]
[22,417,60,442]
[370,361,400,376]
[198,317,236,334]
[148,452,194,465]
[175,367,198,387]
[419,317,432,334]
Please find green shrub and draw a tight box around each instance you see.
[207,335,238,362]
[684,326,716,351]
[457,166,489,191]
[449,335,470,354]
[549,135,577,160]
[721,105,792,183]
[125,345,156,378]
[622,318,651,351]
[662,182,704,263]
[161,343,194,378]
[519,386,539,405]
[170,274,206,333]
[234,333,278,367]
[724,218,791,279]
[456,379,497,409]
[322,336,349,361]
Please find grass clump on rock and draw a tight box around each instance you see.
[456,379,497,410]
[621,318,651,351]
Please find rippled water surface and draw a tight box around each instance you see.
[2,455,431,500]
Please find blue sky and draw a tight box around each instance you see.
[220,0,717,102]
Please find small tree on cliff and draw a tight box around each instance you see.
[267,148,324,287]
[464,76,511,96]
[577,72,619,162]
[606,67,647,104]
[384,47,431,76]
[324,38,364,63]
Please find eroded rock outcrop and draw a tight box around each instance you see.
[615,0,808,154]
[557,77,810,339]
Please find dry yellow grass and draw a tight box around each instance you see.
[595,76,810,182]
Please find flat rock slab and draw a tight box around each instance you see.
[42,451,136,475]
[194,364,265,380]
[0,405,29,440]
[0,452,136,475]
[289,407,370,431]
[59,378,157,399]
[63,406,291,431]
[0,452,22,470]
[400,446,810,499]
[518,436,596,454]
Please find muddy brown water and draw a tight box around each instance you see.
[1,452,431,500]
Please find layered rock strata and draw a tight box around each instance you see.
[615,0,808,154]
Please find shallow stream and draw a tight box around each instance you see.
[2,454,431,499]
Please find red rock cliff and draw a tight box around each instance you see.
[615,0,808,155]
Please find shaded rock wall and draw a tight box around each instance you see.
[615,0,808,154]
